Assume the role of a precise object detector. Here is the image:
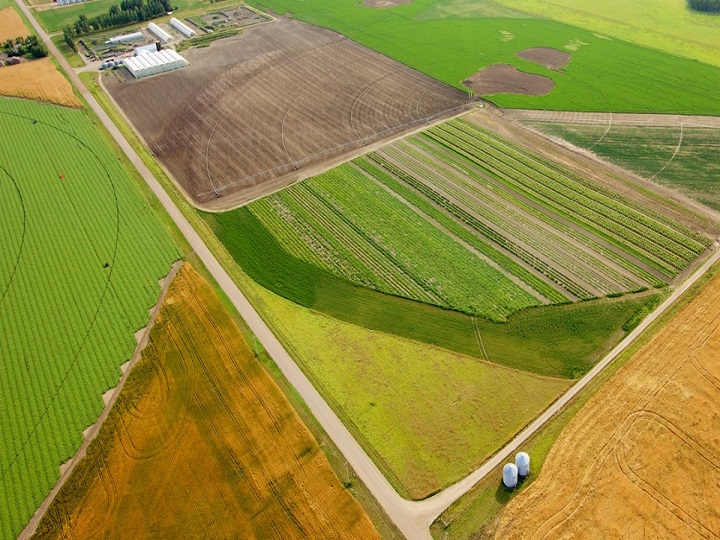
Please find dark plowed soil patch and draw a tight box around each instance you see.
[463,64,554,97]
[362,0,411,8]
[516,47,571,70]
[105,19,466,205]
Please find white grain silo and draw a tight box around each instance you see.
[502,463,518,488]
[515,452,530,477]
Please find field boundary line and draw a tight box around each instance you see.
[650,121,683,181]
[18,260,183,540]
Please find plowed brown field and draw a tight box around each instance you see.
[0,7,29,42]
[105,18,467,206]
[0,58,80,107]
[494,270,720,539]
[32,264,380,539]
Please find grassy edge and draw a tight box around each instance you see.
[430,257,720,539]
[77,71,404,540]
[50,33,85,68]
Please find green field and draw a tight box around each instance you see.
[35,0,207,33]
[50,33,85,68]
[494,0,720,68]
[246,0,720,114]
[249,165,542,321]
[261,288,571,499]
[526,121,720,213]
[0,97,179,540]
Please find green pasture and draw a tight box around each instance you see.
[263,290,571,499]
[0,97,179,539]
[494,0,720,68]
[248,0,720,114]
[35,0,206,33]
[527,122,720,212]
[203,206,662,379]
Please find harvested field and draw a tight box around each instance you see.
[32,264,380,540]
[0,7,29,41]
[105,18,468,206]
[464,64,554,96]
[0,59,81,107]
[516,47,571,70]
[494,269,720,539]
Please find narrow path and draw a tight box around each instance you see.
[18,261,183,540]
[19,6,720,537]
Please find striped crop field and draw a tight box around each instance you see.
[0,97,179,539]
[246,116,711,319]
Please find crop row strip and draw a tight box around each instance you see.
[365,152,595,299]
[352,157,569,304]
[402,136,660,288]
[456,119,711,249]
[250,197,362,283]
[300,179,451,306]
[377,146,614,296]
[383,142,642,294]
[349,161,551,306]
[436,123,698,265]
[286,184,437,302]
[449,120,707,257]
[423,126,684,277]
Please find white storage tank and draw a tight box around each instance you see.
[516,452,530,477]
[502,463,518,488]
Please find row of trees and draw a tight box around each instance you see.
[1,35,48,58]
[64,0,173,40]
[688,0,720,12]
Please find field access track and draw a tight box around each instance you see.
[105,19,468,206]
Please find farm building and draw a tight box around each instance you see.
[169,18,196,38]
[105,32,144,45]
[123,49,188,78]
[135,43,160,56]
[147,22,172,43]
[57,0,86,5]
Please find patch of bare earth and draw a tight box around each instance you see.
[362,0,411,8]
[516,47,571,70]
[463,64,554,97]
[105,19,467,206]
[494,270,720,539]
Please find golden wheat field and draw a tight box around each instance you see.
[0,7,29,42]
[33,264,380,539]
[0,59,80,107]
[495,272,720,539]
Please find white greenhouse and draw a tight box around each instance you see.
[169,17,196,38]
[105,32,144,45]
[147,22,172,43]
[123,49,188,79]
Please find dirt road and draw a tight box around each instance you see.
[18,2,720,536]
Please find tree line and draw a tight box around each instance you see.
[2,35,48,59]
[63,0,173,49]
[688,0,720,12]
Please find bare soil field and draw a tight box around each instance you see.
[362,0,412,8]
[494,270,720,539]
[105,19,467,206]
[516,47,571,70]
[0,7,29,42]
[468,108,720,238]
[32,264,380,540]
[463,64,554,97]
[0,58,81,107]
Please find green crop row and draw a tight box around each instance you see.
[424,127,686,276]
[453,119,711,251]
[382,143,640,295]
[366,152,594,300]
[352,158,569,305]
[0,98,179,540]
[399,137,661,289]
